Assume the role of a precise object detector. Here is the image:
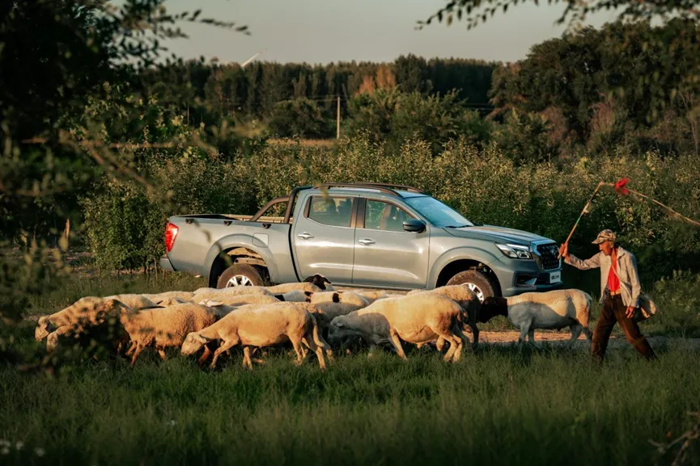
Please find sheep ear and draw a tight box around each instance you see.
[332,293,340,303]
[274,294,285,301]
[305,291,313,297]
[190,333,209,344]
[302,276,313,283]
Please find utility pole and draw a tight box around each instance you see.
[336,96,341,139]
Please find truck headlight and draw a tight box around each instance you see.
[496,243,533,259]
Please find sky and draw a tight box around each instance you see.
[163,0,619,65]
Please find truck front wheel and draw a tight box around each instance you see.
[217,264,265,288]
[446,270,497,303]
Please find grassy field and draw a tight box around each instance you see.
[1,342,700,466]
[2,269,700,465]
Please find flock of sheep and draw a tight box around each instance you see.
[33,274,598,369]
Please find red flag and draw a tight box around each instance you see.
[614,178,630,196]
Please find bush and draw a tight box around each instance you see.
[82,136,700,283]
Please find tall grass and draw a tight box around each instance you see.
[0,345,698,466]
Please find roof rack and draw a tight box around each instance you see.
[314,182,423,197]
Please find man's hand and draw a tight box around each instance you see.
[626,306,637,319]
[558,243,569,259]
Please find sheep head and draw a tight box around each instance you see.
[304,274,333,291]
[35,316,55,341]
[181,332,210,356]
[478,297,508,323]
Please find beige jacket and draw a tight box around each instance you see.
[565,246,642,308]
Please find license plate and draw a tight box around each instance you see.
[549,271,562,284]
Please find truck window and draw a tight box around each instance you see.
[364,200,412,232]
[307,196,354,227]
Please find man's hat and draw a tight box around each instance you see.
[592,229,616,244]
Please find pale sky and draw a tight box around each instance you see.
[163,0,618,65]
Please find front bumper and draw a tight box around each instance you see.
[489,257,563,297]
[159,255,175,272]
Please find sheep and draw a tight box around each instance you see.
[274,289,309,302]
[180,302,330,370]
[264,282,323,294]
[408,285,481,347]
[192,286,273,303]
[35,297,126,342]
[105,294,158,311]
[304,291,369,321]
[328,293,470,363]
[478,289,593,346]
[198,294,280,307]
[143,291,194,305]
[38,298,132,353]
[356,290,393,304]
[120,303,218,366]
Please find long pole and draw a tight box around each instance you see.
[336,96,341,139]
[558,181,605,259]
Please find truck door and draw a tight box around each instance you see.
[352,198,430,289]
[291,194,357,284]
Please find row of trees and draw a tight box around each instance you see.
[137,20,700,158]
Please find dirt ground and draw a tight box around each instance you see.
[477,330,700,350]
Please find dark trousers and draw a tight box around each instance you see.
[591,294,656,362]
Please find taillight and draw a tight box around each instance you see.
[165,222,179,253]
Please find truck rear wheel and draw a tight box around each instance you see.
[446,270,497,303]
[217,264,265,288]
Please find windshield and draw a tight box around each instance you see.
[404,196,474,228]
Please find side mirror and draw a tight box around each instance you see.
[403,219,426,233]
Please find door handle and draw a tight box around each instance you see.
[297,232,314,240]
[358,238,375,245]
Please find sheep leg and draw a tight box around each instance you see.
[435,337,446,352]
[518,321,532,346]
[210,340,236,369]
[291,338,306,366]
[582,326,593,342]
[301,335,327,371]
[568,323,582,348]
[130,343,145,367]
[197,345,213,366]
[439,331,462,362]
[157,347,167,361]
[388,329,408,361]
[527,328,539,348]
[125,342,136,357]
[452,324,471,357]
[242,346,253,369]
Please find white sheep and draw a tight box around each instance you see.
[35,297,125,342]
[328,293,469,362]
[479,289,593,346]
[143,291,194,305]
[264,282,323,294]
[192,286,273,303]
[199,294,281,307]
[180,302,330,370]
[304,291,369,321]
[105,294,158,311]
[408,285,481,347]
[38,298,132,353]
[120,303,218,366]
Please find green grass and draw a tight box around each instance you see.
[4,270,700,465]
[1,344,699,466]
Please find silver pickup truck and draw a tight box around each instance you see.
[160,183,563,301]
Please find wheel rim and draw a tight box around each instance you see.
[226,275,253,287]
[466,283,485,302]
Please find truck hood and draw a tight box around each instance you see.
[443,225,554,246]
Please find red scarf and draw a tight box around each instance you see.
[608,249,620,293]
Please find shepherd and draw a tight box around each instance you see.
[559,230,656,362]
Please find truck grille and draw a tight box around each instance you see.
[536,243,560,270]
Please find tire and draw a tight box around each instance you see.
[216,264,265,289]
[446,270,498,303]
